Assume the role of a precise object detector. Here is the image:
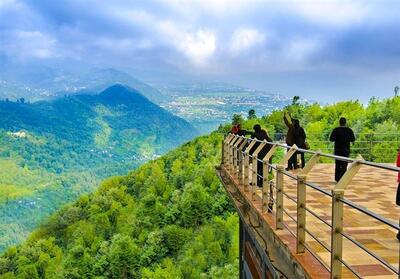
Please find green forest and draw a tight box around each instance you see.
[228,96,400,162]
[0,84,197,252]
[0,96,399,278]
[0,132,238,278]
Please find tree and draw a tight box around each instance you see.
[247,109,256,119]
[231,114,244,125]
[292,96,300,106]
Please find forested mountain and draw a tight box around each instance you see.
[0,84,197,252]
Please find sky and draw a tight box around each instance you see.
[1,0,400,102]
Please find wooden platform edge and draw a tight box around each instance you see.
[216,165,331,279]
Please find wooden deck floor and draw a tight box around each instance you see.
[252,163,399,278]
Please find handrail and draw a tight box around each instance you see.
[223,133,400,278]
[236,134,400,172]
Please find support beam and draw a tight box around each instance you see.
[262,145,277,213]
[251,141,267,201]
[233,137,245,177]
[238,138,249,183]
[262,159,270,213]
[335,154,364,191]
[279,144,298,166]
[300,151,321,175]
[229,136,240,174]
[243,140,257,191]
[223,134,234,167]
[331,189,344,279]
[276,165,285,230]
[297,174,307,254]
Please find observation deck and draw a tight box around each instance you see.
[216,134,399,279]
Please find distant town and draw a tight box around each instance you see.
[157,83,292,132]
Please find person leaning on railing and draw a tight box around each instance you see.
[230,123,251,136]
[396,147,400,241]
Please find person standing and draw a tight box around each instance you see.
[283,112,296,170]
[293,119,307,168]
[329,117,355,182]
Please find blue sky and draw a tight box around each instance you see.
[1,0,399,102]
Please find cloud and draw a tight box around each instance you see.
[282,0,370,27]
[1,0,400,101]
[283,37,322,64]
[0,30,60,59]
[111,8,216,66]
[175,30,216,66]
[229,28,266,55]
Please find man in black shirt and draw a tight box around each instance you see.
[250,124,272,187]
[329,117,355,182]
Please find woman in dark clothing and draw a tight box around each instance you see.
[293,119,307,168]
[283,112,296,170]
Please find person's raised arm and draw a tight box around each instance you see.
[283,111,292,128]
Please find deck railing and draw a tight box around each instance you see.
[272,132,400,162]
[222,133,400,279]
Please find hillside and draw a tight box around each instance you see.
[0,84,197,251]
[0,132,239,278]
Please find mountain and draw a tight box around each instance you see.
[0,84,197,251]
[0,84,194,150]
[0,64,167,103]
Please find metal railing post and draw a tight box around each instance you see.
[276,165,284,230]
[297,174,307,254]
[331,189,344,279]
